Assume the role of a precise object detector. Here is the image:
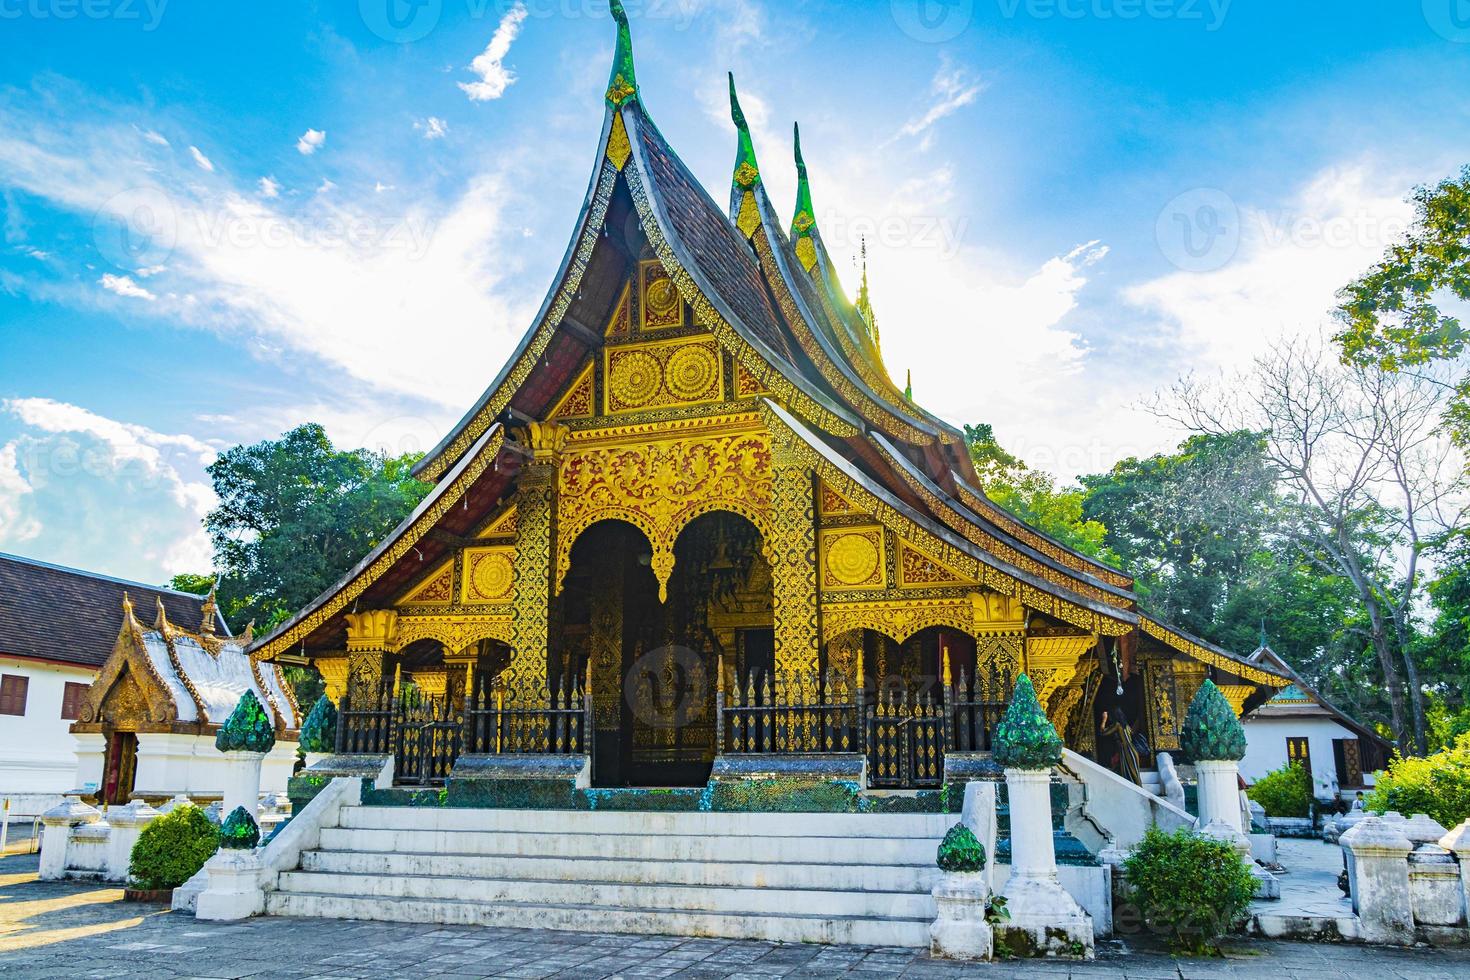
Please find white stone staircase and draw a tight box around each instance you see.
[264,805,951,946]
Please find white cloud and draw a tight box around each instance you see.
[459,3,528,102]
[0,399,217,580]
[140,128,169,147]
[374,181,394,193]
[99,273,156,300]
[417,117,449,140]
[891,62,983,147]
[258,175,281,198]
[1125,163,1419,372]
[136,264,166,278]
[189,145,215,171]
[296,128,326,155]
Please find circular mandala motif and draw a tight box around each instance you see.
[665,346,718,401]
[610,350,662,408]
[471,553,513,599]
[645,276,680,321]
[827,533,880,586]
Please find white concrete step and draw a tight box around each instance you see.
[299,848,939,892]
[263,891,932,947]
[276,869,935,918]
[337,805,951,839]
[316,825,938,865]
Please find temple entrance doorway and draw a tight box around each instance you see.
[102,731,137,805]
[560,512,771,788]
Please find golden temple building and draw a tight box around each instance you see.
[250,3,1288,795]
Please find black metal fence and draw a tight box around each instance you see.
[718,669,863,754]
[462,673,591,756]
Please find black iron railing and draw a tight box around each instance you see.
[461,672,591,756]
[718,669,863,755]
[945,669,1012,753]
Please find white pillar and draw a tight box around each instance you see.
[1000,768,1094,958]
[38,797,99,880]
[960,781,998,892]
[1441,820,1470,931]
[1342,815,1415,945]
[220,751,267,819]
[1196,757,1279,900]
[195,849,265,921]
[930,872,994,960]
[105,800,159,882]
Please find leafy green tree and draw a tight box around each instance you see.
[168,573,216,597]
[1336,166,1470,444]
[192,424,429,634]
[963,423,1113,561]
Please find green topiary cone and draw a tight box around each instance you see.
[937,823,987,873]
[299,695,338,754]
[215,690,276,754]
[1180,679,1247,762]
[993,674,1064,770]
[218,806,260,850]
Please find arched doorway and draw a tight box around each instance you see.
[558,512,770,787]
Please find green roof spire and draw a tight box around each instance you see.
[791,122,819,271]
[729,73,760,190]
[904,369,912,401]
[605,0,639,107]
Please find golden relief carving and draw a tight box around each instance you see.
[820,597,976,645]
[794,235,818,274]
[640,260,684,329]
[477,505,517,539]
[394,613,514,655]
[898,540,972,588]
[1139,617,1286,687]
[1025,632,1095,711]
[555,418,774,603]
[605,337,723,414]
[606,111,632,170]
[399,561,454,605]
[769,436,821,683]
[606,281,631,338]
[1217,684,1254,716]
[410,668,448,699]
[548,360,594,421]
[315,655,348,703]
[734,362,766,397]
[735,190,761,239]
[345,609,399,652]
[818,481,859,517]
[820,526,885,591]
[461,548,515,603]
[508,451,557,703]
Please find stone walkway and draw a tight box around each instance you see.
[4,853,1470,978]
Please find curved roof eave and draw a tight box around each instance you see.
[761,399,1135,630]
[253,423,510,660]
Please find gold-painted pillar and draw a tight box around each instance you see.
[507,421,568,706]
[769,438,820,700]
[344,609,399,709]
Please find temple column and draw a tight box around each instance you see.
[343,611,398,758]
[769,438,820,698]
[507,422,567,706]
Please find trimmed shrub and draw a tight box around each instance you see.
[1247,763,1315,818]
[299,695,338,753]
[1122,826,1257,953]
[993,674,1064,770]
[219,806,261,850]
[1365,734,1470,829]
[936,823,987,873]
[216,689,276,753]
[128,805,219,890]
[1180,680,1246,763]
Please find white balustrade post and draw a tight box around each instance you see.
[1441,820,1470,934]
[1342,815,1415,945]
[105,800,159,882]
[1001,767,1094,957]
[220,751,267,820]
[38,797,99,880]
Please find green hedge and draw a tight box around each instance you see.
[1122,827,1257,953]
[128,805,218,890]
[1247,763,1314,818]
[1366,734,1470,829]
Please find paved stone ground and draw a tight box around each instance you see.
[4,853,1470,979]
[1252,838,1355,921]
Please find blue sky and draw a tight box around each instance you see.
[1,0,1468,584]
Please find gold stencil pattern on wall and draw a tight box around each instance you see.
[462,547,515,603]
[819,481,859,517]
[640,260,683,329]
[820,527,885,590]
[604,337,724,414]
[548,359,594,420]
[605,281,631,338]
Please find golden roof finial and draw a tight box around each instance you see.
[154,595,171,634]
[200,581,218,636]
